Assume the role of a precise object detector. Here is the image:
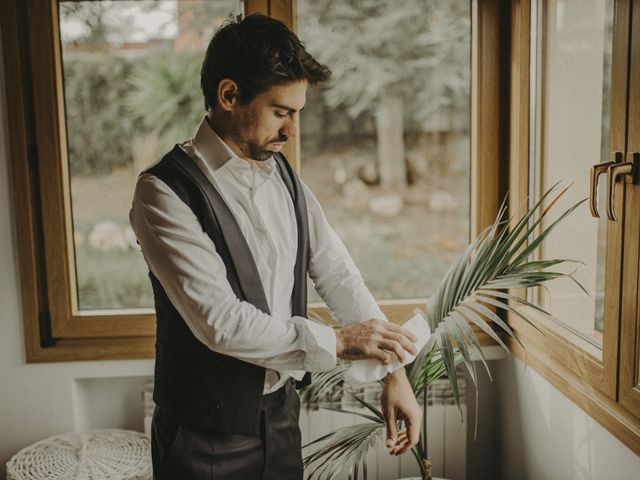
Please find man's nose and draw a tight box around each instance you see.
[281,119,297,138]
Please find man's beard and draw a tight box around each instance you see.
[236,135,289,162]
[246,143,275,161]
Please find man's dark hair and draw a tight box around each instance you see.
[201,13,331,109]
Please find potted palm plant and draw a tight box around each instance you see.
[301,183,587,480]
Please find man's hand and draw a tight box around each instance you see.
[335,319,418,363]
[381,368,422,456]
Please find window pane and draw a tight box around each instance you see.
[533,0,614,348]
[59,0,240,310]
[297,0,472,302]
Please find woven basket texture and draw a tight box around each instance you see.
[6,429,151,480]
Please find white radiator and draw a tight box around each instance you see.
[299,377,467,480]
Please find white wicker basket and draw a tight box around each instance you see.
[6,429,151,480]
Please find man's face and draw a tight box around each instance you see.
[228,80,307,161]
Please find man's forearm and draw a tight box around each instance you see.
[383,365,408,383]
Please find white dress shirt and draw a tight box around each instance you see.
[130,117,386,394]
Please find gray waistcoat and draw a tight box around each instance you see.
[143,145,310,435]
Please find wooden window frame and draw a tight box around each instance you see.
[619,0,640,416]
[506,0,640,455]
[1,0,507,362]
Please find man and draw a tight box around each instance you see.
[130,13,421,480]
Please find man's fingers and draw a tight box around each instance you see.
[384,408,397,448]
[379,340,406,363]
[372,349,391,364]
[337,320,420,362]
[382,331,418,356]
[389,433,410,455]
[388,432,407,447]
[382,322,418,343]
[398,335,419,356]
[381,333,418,356]
[392,439,411,455]
[388,417,421,455]
[390,441,409,455]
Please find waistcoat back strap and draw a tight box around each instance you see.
[164,146,271,314]
[273,153,310,318]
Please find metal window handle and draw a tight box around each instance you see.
[606,152,639,222]
[589,152,621,218]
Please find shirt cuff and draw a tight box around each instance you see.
[293,316,337,371]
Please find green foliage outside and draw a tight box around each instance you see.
[298,0,471,130]
[64,49,203,175]
[75,246,154,309]
[126,49,204,155]
[64,54,138,175]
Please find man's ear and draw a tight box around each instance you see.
[217,79,240,112]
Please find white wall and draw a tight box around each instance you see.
[0,31,154,480]
[493,356,640,480]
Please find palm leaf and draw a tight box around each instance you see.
[321,407,383,423]
[303,422,384,480]
[301,182,587,478]
[302,350,457,478]
[411,184,588,415]
[347,392,386,422]
[299,361,351,408]
[411,348,462,392]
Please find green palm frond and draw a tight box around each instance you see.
[301,350,457,476]
[301,182,588,478]
[408,183,589,411]
[411,348,463,392]
[300,361,351,408]
[303,421,385,480]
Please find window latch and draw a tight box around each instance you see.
[606,152,639,222]
[589,152,620,218]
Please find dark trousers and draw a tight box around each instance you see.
[151,380,303,480]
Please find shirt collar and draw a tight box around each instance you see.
[192,116,277,180]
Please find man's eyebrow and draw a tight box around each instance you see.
[271,103,305,112]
